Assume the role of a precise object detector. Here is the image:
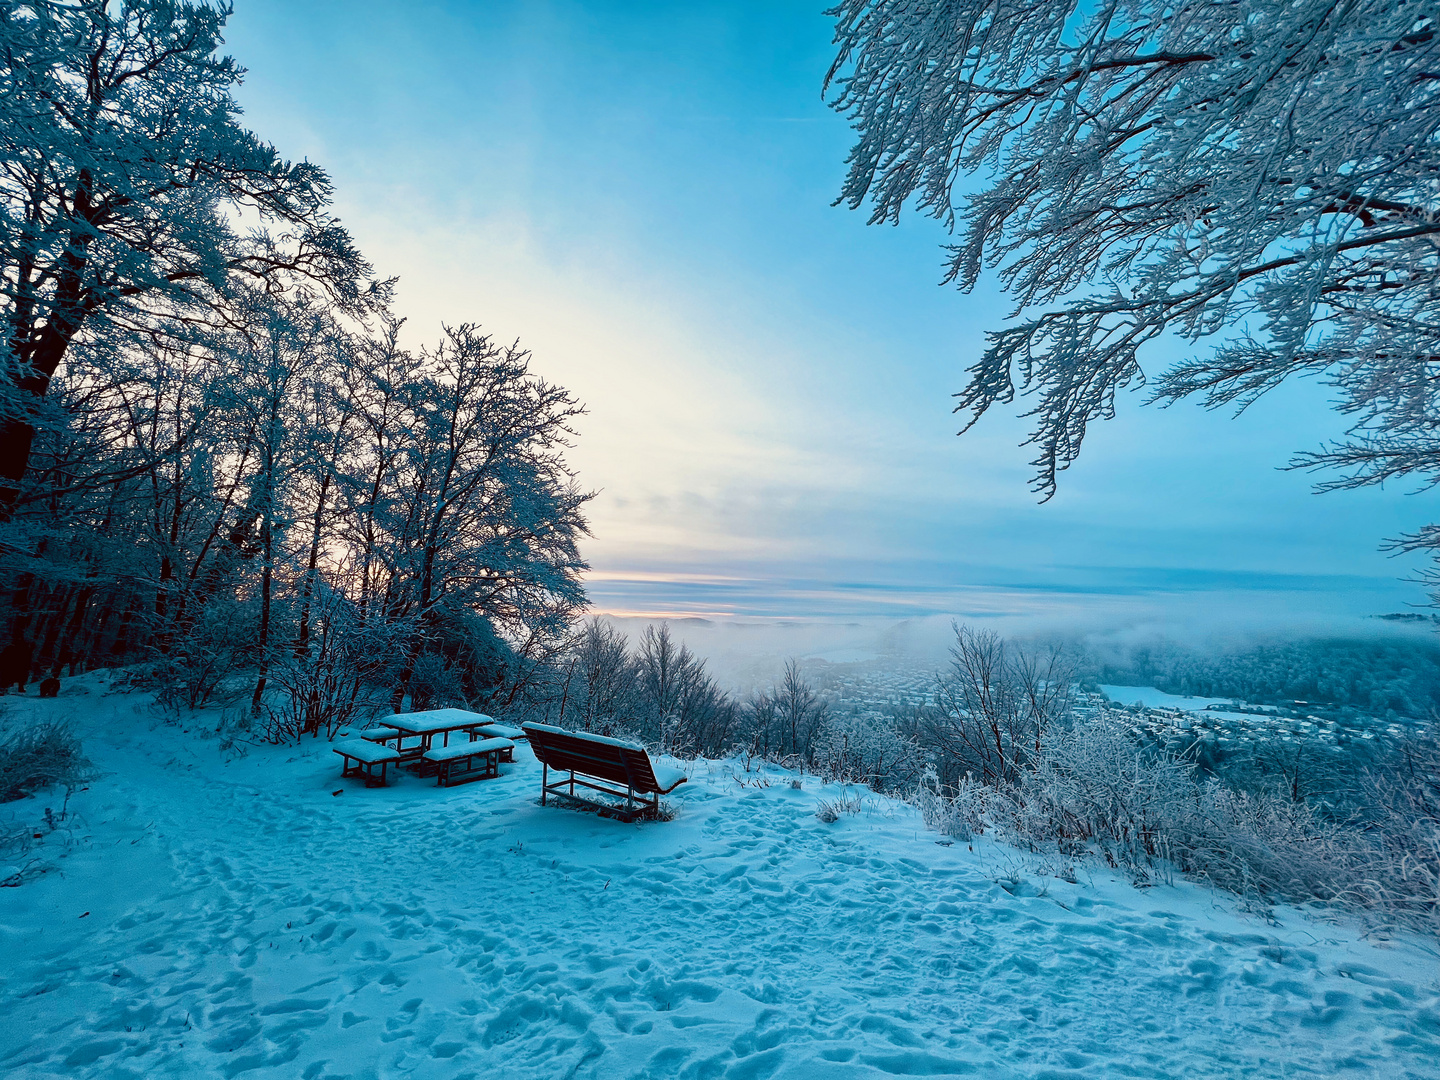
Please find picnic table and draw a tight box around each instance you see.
[334,710,525,787]
[374,709,503,772]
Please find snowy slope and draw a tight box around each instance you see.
[2,681,1439,1079]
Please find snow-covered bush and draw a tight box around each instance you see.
[0,718,96,804]
[149,596,255,714]
[1348,733,1440,931]
[1175,782,1350,904]
[1013,719,1196,876]
[913,713,1440,929]
[815,787,866,823]
[914,772,992,842]
[811,709,925,792]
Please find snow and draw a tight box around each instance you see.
[474,722,524,741]
[341,726,400,741]
[1099,685,1234,711]
[651,763,688,792]
[331,740,401,764]
[1098,685,1285,725]
[3,679,1439,1079]
[522,720,645,751]
[379,709,495,735]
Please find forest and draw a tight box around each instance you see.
[1088,636,1440,721]
[0,4,599,739]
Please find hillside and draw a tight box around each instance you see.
[2,680,1439,1079]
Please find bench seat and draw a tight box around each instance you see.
[471,723,523,760]
[334,741,402,787]
[422,737,513,786]
[521,722,686,821]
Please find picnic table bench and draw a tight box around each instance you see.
[521,722,686,822]
[472,722,524,761]
[333,739,402,787]
[423,737,514,786]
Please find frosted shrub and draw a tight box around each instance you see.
[255,589,389,743]
[1015,719,1197,875]
[150,597,253,714]
[1177,782,1349,904]
[0,718,96,804]
[1349,733,1440,932]
[915,774,993,841]
[815,787,866,823]
[812,710,925,792]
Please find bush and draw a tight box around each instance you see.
[812,710,925,791]
[815,787,867,823]
[916,714,1440,932]
[0,718,97,803]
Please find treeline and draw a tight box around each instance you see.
[0,3,588,733]
[1091,637,1440,719]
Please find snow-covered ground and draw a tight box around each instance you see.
[1099,685,1234,712]
[3,677,1439,1079]
[1099,684,1276,728]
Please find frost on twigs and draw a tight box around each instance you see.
[827,0,1440,539]
[0,716,96,805]
[815,787,867,823]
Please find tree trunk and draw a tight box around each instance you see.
[250,513,274,715]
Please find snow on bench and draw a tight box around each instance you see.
[333,740,402,787]
[521,722,686,821]
[472,723,524,760]
[422,737,514,787]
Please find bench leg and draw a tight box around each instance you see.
[541,762,548,805]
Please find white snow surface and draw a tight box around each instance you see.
[1099,685,1234,712]
[1097,685,1272,725]
[378,709,494,735]
[2,678,1439,1079]
[332,741,401,764]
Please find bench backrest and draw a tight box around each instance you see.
[521,722,663,794]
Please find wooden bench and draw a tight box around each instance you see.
[472,722,524,761]
[422,737,514,787]
[333,740,402,787]
[521,722,687,822]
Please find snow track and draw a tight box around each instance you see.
[2,689,1439,1079]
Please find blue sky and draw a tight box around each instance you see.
[224,0,1433,637]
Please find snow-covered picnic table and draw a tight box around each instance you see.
[373,709,500,767]
[333,711,523,786]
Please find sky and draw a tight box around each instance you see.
[222,0,1436,653]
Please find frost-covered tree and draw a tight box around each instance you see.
[0,0,377,512]
[334,324,590,710]
[633,623,736,754]
[925,625,1074,788]
[825,0,1440,520]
